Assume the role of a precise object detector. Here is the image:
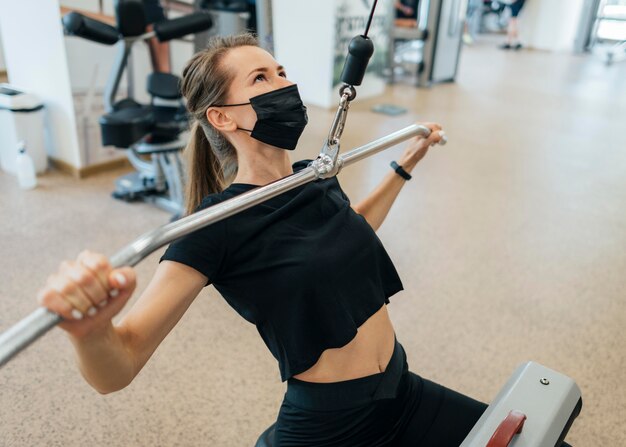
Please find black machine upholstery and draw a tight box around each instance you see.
[62,1,211,150]
[100,106,153,148]
[153,13,213,41]
[114,0,147,37]
[62,12,120,45]
[62,0,213,216]
[148,73,182,100]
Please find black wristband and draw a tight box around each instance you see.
[390,161,412,180]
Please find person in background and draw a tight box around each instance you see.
[463,0,483,45]
[500,0,526,50]
[395,0,419,28]
[143,0,171,72]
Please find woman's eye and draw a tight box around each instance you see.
[279,72,287,78]
[254,74,266,82]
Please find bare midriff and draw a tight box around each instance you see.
[292,304,396,383]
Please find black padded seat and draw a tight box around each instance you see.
[151,104,188,140]
[152,103,187,125]
[147,73,182,100]
[254,423,275,447]
[100,105,153,148]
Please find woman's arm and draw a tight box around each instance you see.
[352,123,444,231]
[75,262,206,393]
[39,253,207,394]
[113,261,207,386]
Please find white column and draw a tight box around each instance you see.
[0,32,6,72]
[519,0,587,52]
[0,0,82,168]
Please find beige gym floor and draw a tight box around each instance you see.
[1,40,625,446]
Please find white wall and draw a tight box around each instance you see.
[273,0,336,108]
[519,0,587,52]
[0,0,81,168]
[0,25,5,71]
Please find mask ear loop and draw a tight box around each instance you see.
[209,102,251,107]
[206,103,254,133]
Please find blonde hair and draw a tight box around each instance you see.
[180,33,259,215]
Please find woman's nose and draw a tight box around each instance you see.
[277,76,294,89]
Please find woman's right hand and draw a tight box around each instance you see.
[37,250,137,339]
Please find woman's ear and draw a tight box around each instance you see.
[206,107,237,133]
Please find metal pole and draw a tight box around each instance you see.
[256,0,273,53]
[0,124,438,369]
[574,0,602,53]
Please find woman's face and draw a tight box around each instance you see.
[209,45,293,134]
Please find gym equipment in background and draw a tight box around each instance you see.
[418,0,467,86]
[193,0,274,53]
[194,0,250,53]
[62,0,213,217]
[386,0,467,87]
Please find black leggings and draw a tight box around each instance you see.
[275,339,487,446]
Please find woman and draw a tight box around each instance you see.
[37,34,484,446]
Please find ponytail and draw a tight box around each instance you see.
[180,33,259,215]
[184,122,224,215]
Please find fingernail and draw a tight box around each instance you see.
[84,259,99,270]
[87,307,98,317]
[109,289,119,298]
[71,309,84,320]
[114,272,127,287]
[98,299,108,308]
[438,131,448,145]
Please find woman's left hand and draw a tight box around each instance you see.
[397,123,446,171]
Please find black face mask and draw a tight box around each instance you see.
[211,84,308,150]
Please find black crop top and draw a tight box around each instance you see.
[160,160,404,381]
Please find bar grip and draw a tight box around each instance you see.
[154,12,213,42]
[62,12,119,45]
[486,410,527,447]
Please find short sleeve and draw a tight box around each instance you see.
[159,195,227,286]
